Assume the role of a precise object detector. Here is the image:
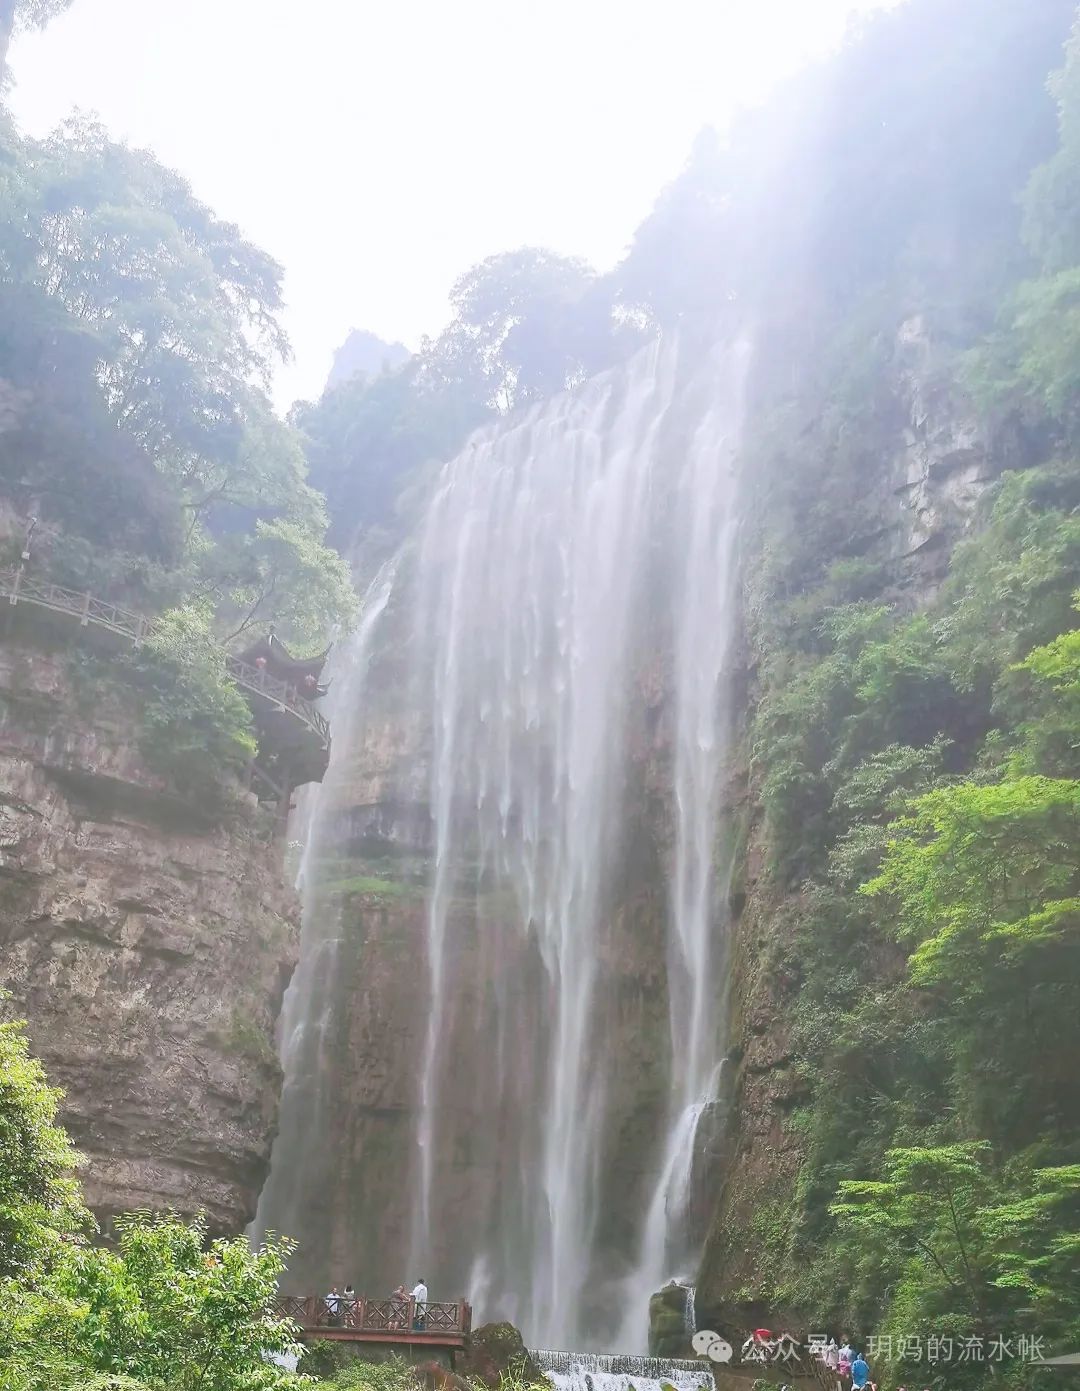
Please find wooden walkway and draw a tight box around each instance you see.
[273,1294,472,1349]
[0,564,331,796]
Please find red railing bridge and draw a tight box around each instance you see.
[273,1294,472,1349]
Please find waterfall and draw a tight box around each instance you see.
[404,335,748,1347]
[251,566,395,1253]
[408,340,679,1343]
[613,341,747,1352]
[532,1349,715,1391]
[256,331,748,1350]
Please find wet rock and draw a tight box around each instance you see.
[649,1284,692,1359]
[457,1321,542,1387]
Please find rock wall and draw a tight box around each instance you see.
[0,630,299,1233]
[694,319,1032,1332]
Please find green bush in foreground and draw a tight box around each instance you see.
[0,1016,306,1391]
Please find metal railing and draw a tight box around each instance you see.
[0,564,329,748]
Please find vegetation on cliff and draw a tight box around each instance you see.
[0,107,355,803]
[692,1,1080,1383]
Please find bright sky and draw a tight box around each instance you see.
[9,0,893,406]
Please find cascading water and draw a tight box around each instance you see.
[406,335,749,1348]
[684,1285,696,1335]
[251,566,395,1257]
[532,1349,714,1391]
[255,331,750,1352]
[617,343,749,1350]
[408,341,679,1343]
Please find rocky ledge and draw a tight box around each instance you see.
[0,641,299,1233]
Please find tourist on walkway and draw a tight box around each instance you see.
[411,1277,428,1331]
[343,1284,356,1322]
[391,1284,408,1330]
[325,1286,341,1325]
[851,1352,871,1389]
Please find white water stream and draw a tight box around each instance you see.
[251,567,395,1251]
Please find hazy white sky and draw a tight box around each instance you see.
[9,0,892,405]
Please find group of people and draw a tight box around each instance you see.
[323,1279,430,1331]
[813,1338,872,1388]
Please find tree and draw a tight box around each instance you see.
[832,1143,1080,1365]
[435,248,644,408]
[293,358,488,542]
[863,776,1080,990]
[3,117,291,514]
[54,1214,302,1390]
[0,115,355,666]
[0,0,75,83]
[209,517,357,649]
[0,1015,87,1280]
[129,605,257,802]
[0,1213,305,1391]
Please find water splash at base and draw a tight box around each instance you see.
[532,1350,714,1391]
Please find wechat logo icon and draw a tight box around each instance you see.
[692,1330,733,1363]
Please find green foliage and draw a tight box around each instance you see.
[0,1015,88,1280]
[208,518,356,651]
[128,606,256,802]
[0,112,354,796]
[0,1214,305,1391]
[832,1144,1080,1375]
[0,1024,304,1391]
[293,359,487,542]
[731,8,1080,1361]
[53,1213,301,1390]
[315,1357,414,1391]
[436,247,645,408]
[864,776,1080,987]
[293,246,650,549]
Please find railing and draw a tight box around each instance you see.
[272,1294,472,1341]
[0,565,329,748]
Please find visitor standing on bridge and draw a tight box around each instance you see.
[325,1286,342,1325]
[391,1283,408,1329]
[411,1277,428,1331]
[851,1352,871,1389]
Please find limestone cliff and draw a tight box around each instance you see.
[0,634,299,1233]
[694,319,1035,1332]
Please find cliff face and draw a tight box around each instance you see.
[0,636,299,1233]
[694,319,1033,1332]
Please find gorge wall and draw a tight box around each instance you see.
[255,310,1024,1350]
[0,625,300,1233]
[695,317,1031,1334]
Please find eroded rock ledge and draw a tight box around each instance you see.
[0,642,299,1233]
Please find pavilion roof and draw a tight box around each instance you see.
[237,630,331,683]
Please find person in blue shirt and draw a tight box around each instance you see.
[851,1352,871,1388]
